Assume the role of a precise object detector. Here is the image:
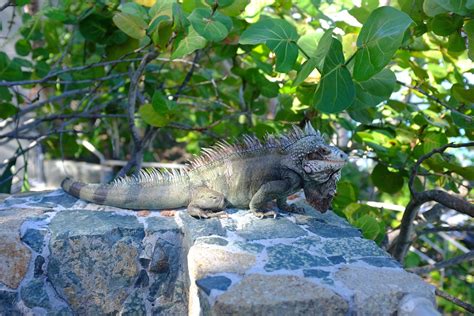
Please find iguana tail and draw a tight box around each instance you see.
[61,169,191,210]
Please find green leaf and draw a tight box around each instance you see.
[239,17,299,72]
[0,86,12,101]
[15,39,31,56]
[152,91,172,113]
[354,215,381,240]
[188,8,232,42]
[423,132,447,153]
[120,2,149,19]
[139,103,170,127]
[312,37,355,113]
[352,69,396,109]
[150,0,175,18]
[79,13,111,42]
[0,103,18,119]
[353,6,412,81]
[113,13,148,40]
[429,14,463,36]
[218,0,250,16]
[245,68,279,98]
[371,163,404,194]
[423,0,449,16]
[423,0,468,16]
[313,29,335,72]
[205,0,234,8]
[296,31,323,58]
[293,58,318,86]
[398,0,426,23]
[465,20,474,61]
[171,26,207,59]
[148,15,172,47]
[172,3,189,31]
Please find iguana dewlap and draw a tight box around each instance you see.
[62,122,348,218]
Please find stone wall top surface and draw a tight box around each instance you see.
[0,190,437,315]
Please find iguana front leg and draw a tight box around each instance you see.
[187,186,227,219]
[250,173,302,218]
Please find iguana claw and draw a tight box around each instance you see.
[252,210,278,219]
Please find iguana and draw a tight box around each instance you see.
[62,122,348,218]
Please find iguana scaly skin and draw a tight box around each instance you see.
[62,122,348,218]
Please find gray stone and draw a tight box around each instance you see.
[328,255,346,264]
[358,257,402,268]
[47,210,144,314]
[293,203,353,228]
[213,274,349,315]
[20,279,50,309]
[234,241,265,254]
[196,275,232,295]
[34,255,45,277]
[195,236,228,246]
[134,269,149,288]
[265,244,330,272]
[0,289,19,315]
[0,208,44,289]
[122,291,146,316]
[38,192,78,208]
[176,212,225,242]
[292,236,322,250]
[145,216,179,234]
[303,219,361,238]
[322,238,387,259]
[21,228,46,253]
[335,266,436,316]
[303,269,330,278]
[236,217,307,241]
[49,209,145,240]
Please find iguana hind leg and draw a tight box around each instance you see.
[187,186,227,219]
[249,180,291,219]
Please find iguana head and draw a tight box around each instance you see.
[278,122,347,212]
[281,122,348,184]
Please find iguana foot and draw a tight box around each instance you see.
[283,204,306,214]
[252,210,278,219]
[188,208,228,219]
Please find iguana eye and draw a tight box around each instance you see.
[307,152,323,160]
[317,147,331,155]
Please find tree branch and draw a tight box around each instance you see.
[391,142,474,262]
[418,225,474,234]
[435,289,474,313]
[408,250,474,274]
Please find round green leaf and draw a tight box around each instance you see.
[353,7,412,81]
[171,26,207,59]
[423,132,447,153]
[352,69,396,109]
[139,104,170,127]
[188,8,232,42]
[205,0,234,8]
[354,215,381,240]
[15,39,31,56]
[371,163,404,194]
[312,37,355,113]
[112,13,147,40]
[429,14,463,36]
[0,103,18,119]
[240,18,299,72]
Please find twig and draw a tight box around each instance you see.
[173,51,200,99]
[397,80,473,123]
[408,250,474,274]
[391,142,474,262]
[435,288,474,313]
[0,1,12,12]
[0,58,143,87]
[418,225,474,234]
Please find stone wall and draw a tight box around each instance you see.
[0,190,438,315]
